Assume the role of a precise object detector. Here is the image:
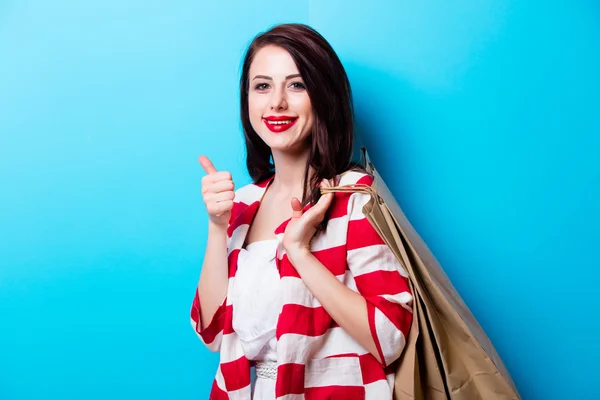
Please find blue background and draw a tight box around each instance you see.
[1,1,598,399]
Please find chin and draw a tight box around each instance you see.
[251,125,311,151]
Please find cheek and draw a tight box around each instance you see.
[295,99,314,126]
[303,115,314,137]
[248,95,265,118]
[248,99,265,134]
[290,97,313,127]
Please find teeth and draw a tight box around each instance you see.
[267,119,293,125]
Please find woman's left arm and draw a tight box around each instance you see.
[286,249,391,365]
[284,179,413,367]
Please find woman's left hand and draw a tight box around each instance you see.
[282,178,335,258]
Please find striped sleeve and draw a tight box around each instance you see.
[190,186,247,353]
[190,287,226,352]
[346,175,413,367]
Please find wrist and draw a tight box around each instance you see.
[208,220,228,235]
[286,246,313,266]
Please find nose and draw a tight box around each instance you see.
[270,86,288,111]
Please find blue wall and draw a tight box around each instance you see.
[0,1,598,399]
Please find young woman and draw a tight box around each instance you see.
[191,23,413,400]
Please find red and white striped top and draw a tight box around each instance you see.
[191,170,413,399]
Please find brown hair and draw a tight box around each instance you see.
[239,23,363,208]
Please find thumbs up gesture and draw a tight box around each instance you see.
[199,155,235,227]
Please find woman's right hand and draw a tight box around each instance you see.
[199,155,235,228]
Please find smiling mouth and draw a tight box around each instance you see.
[265,119,295,125]
[263,117,298,133]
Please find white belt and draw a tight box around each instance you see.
[256,361,277,380]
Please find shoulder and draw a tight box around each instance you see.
[337,168,374,187]
[324,169,374,222]
[233,175,273,204]
[227,176,273,232]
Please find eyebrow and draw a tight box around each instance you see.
[252,74,302,81]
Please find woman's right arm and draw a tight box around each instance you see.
[190,156,235,351]
[197,220,229,327]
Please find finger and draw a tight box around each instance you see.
[320,178,333,188]
[202,171,233,185]
[317,192,334,211]
[308,192,333,220]
[318,178,332,195]
[213,191,235,203]
[203,180,234,194]
[290,197,304,219]
[210,200,234,216]
[198,155,218,175]
[204,191,235,204]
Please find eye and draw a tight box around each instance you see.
[254,83,270,91]
[290,81,306,90]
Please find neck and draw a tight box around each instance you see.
[271,146,314,198]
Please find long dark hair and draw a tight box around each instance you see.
[239,23,363,207]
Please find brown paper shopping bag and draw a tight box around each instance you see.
[323,147,521,400]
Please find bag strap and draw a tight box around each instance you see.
[320,183,374,196]
[323,146,377,194]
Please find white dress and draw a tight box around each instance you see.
[230,239,280,400]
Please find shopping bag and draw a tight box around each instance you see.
[322,147,521,400]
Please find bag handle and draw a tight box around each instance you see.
[320,183,372,196]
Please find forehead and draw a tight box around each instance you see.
[249,45,300,77]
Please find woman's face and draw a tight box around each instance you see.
[248,45,314,154]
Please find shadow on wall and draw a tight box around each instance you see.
[346,61,424,225]
[343,61,529,398]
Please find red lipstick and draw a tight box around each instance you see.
[263,115,298,133]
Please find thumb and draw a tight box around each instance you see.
[198,155,218,175]
[290,197,304,219]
